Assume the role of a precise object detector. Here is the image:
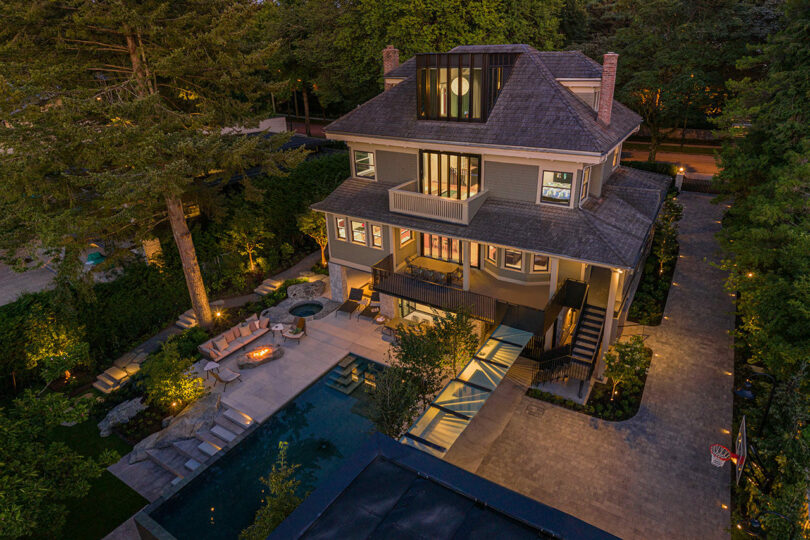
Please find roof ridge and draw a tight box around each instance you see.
[579,210,635,267]
[524,52,606,153]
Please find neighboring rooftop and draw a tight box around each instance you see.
[326,44,640,155]
[268,434,618,540]
[311,166,671,269]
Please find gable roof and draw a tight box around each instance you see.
[326,44,641,155]
[312,166,671,269]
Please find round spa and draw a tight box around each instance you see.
[289,302,324,318]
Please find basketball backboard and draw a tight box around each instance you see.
[734,415,748,485]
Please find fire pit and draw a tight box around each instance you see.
[237,345,284,369]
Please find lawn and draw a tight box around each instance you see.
[48,419,147,540]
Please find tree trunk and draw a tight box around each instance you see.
[248,249,255,272]
[165,196,213,327]
[293,88,299,118]
[319,243,327,267]
[648,127,659,161]
[302,85,311,136]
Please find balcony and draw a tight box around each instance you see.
[388,180,489,225]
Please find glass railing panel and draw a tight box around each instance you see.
[407,406,470,452]
[456,359,506,391]
[489,326,534,346]
[433,381,490,418]
[476,339,523,367]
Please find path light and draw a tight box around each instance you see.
[678,166,685,174]
[215,311,222,318]
[746,272,754,278]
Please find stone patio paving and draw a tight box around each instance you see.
[443,192,735,539]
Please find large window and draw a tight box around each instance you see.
[541,171,573,205]
[354,150,375,179]
[503,249,522,270]
[420,234,479,268]
[335,217,347,240]
[420,151,480,200]
[371,224,383,248]
[580,167,591,202]
[350,220,366,244]
[416,53,516,122]
[486,245,497,264]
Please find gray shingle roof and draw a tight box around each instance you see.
[534,51,603,79]
[312,166,671,269]
[326,44,641,154]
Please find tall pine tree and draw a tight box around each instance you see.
[0,1,305,327]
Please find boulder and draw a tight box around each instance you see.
[129,393,221,464]
[98,398,147,437]
[287,280,325,301]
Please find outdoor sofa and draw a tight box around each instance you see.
[198,314,270,361]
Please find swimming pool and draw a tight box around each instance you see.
[146,354,382,539]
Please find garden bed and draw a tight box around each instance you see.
[627,245,679,325]
[526,346,653,421]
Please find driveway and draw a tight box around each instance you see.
[0,262,54,306]
[444,193,734,539]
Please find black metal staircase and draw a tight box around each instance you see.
[570,304,606,364]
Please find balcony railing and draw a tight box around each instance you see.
[388,180,489,225]
[371,254,496,322]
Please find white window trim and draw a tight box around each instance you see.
[399,228,414,247]
[580,166,591,205]
[537,169,575,208]
[335,216,348,242]
[352,149,377,181]
[370,223,384,249]
[485,245,498,265]
[350,219,367,245]
[501,248,524,272]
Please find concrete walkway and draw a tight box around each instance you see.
[444,193,734,539]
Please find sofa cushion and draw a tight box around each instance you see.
[248,321,259,333]
[246,313,259,323]
[259,317,269,329]
[239,324,252,338]
[213,337,229,352]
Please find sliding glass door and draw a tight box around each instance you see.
[420,234,480,268]
[420,151,480,200]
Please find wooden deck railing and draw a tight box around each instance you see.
[371,255,497,322]
[387,180,489,225]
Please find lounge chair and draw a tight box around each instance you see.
[282,317,307,344]
[211,367,242,387]
[336,288,364,318]
[358,291,381,320]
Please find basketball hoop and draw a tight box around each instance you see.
[710,443,739,467]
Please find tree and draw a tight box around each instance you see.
[222,210,273,274]
[603,335,647,401]
[0,1,306,328]
[433,309,480,375]
[140,342,206,411]
[390,325,447,406]
[240,441,303,540]
[0,391,114,538]
[651,194,683,276]
[297,210,328,267]
[370,366,421,439]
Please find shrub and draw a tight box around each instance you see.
[164,327,210,359]
[139,342,206,411]
[623,160,678,178]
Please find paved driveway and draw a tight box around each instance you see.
[444,193,734,539]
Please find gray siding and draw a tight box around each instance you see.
[393,227,418,265]
[557,259,584,288]
[376,150,417,186]
[482,247,551,283]
[483,161,539,202]
[590,161,606,197]
[326,214,390,269]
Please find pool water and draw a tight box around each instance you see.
[289,302,323,318]
[149,355,381,539]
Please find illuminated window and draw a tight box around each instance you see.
[400,229,413,246]
[581,167,591,202]
[354,151,375,179]
[335,217,347,240]
[612,148,619,167]
[541,171,573,205]
[420,151,480,200]
[350,220,366,244]
[532,255,549,272]
[503,249,522,270]
[371,224,383,248]
[486,245,497,264]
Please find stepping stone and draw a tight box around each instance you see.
[224,408,253,428]
[124,363,140,376]
[103,366,129,383]
[197,441,220,457]
[211,425,236,443]
[132,352,149,364]
[184,459,201,471]
[113,354,134,369]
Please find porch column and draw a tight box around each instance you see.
[462,241,470,291]
[328,262,348,302]
[389,226,398,268]
[596,268,621,378]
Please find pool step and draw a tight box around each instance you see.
[173,438,211,465]
[196,429,227,452]
[215,414,247,436]
[223,407,254,429]
[210,424,237,443]
[184,458,201,472]
[146,448,188,479]
[197,441,220,458]
[326,378,364,395]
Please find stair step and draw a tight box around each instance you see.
[223,408,254,428]
[585,304,606,312]
[196,429,227,449]
[197,441,221,457]
[325,378,363,395]
[577,334,598,345]
[571,353,593,362]
[146,448,187,478]
[215,415,246,434]
[184,459,201,472]
[92,380,115,394]
[172,439,211,464]
[210,425,237,443]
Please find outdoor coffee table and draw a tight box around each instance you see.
[203,361,220,379]
[271,323,285,340]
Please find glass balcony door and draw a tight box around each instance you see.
[420,151,480,200]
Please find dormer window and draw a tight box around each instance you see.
[416,53,516,122]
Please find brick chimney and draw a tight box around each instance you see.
[382,45,400,90]
[598,52,618,126]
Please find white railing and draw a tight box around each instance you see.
[388,180,489,225]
